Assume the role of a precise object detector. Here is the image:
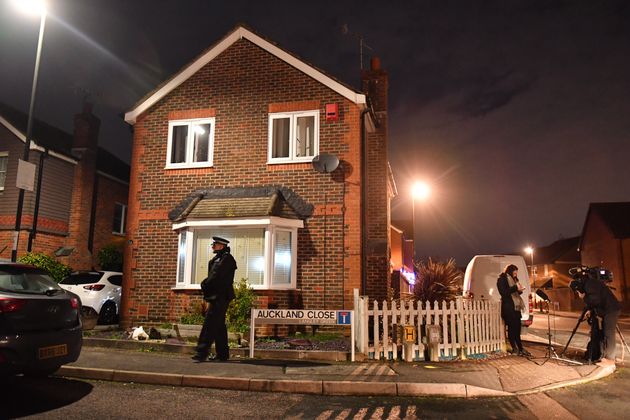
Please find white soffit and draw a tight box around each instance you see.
[125,26,367,124]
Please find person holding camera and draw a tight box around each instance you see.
[497,264,531,356]
[192,236,237,362]
[571,272,620,366]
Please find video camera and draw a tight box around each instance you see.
[568,266,613,293]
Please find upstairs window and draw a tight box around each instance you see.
[166,118,214,168]
[0,152,7,191]
[113,203,127,235]
[268,111,319,163]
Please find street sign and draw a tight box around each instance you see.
[250,309,355,361]
[403,325,416,343]
[16,159,36,191]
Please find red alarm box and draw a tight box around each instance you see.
[325,103,339,121]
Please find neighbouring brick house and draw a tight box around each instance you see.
[579,202,630,309]
[525,236,581,311]
[0,102,130,269]
[121,26,395,327]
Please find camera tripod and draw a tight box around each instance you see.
[535,299,583,366]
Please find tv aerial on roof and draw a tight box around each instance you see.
[312,153,339,173]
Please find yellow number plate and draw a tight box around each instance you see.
[38,344,68,360]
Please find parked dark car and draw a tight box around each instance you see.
[0,263,83,376]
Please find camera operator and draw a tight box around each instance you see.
[570,272,621,366]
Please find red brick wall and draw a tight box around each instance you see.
[581,212,628,305]
[122,38,379,327]
[362,62,390,302]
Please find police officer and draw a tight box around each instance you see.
[192,236,237,362]
[571,272,621,366]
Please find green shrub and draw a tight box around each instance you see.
[18,252,72,283]
[227,278,257,334]
[413,258,463,302]
[180,301,206,325]
[97,243,123,271]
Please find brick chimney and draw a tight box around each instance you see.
[360,57,392,301]
[66,103,100,269]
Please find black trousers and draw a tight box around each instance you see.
[195,299,229,359]
[602,310,620,360]
[503,310,523,352]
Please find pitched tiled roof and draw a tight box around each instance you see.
[589,202,630,238]
[0,102,73,156]
[531,236,580,265]
[0,103,129,182]
[125,25,367,124]
[169,186,313,222]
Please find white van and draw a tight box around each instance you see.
[463,255,533,325]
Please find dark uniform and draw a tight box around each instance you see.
[580,276,621,360]
[193,236,237,361]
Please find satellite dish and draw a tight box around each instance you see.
[312,153,339,173]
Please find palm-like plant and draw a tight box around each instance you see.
[413,258,463,302]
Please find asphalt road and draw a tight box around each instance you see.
[2,368,629,419]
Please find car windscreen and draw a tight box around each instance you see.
[0,269,62,294]
[60,272,104,285]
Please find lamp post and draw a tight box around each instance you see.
[524,246,534,287]
[10,0,48,262]
[411,181,431,259]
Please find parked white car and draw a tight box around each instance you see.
[59,271,122,324]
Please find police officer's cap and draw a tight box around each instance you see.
[212,236,230,245]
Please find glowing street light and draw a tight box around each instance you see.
[524,246,535,287]
[11,0,47,16]
[10,0,48,262]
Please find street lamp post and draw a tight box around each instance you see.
[10,0,47,262]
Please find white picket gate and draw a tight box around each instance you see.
[353,289,505,360]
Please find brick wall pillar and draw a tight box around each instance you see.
[361,57,391,302]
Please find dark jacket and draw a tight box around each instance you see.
[201,249,237,302]
[497,272,522,318]
[582,277,621,316]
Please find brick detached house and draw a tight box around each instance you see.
[121,26,395,327]
[0,103,130,269]
[579,202,630,308]
[525,236,581,311]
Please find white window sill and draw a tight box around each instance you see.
[266,159,314,165]
[165,163,213,170]
[171,285,202,291]
[112,232,125,236]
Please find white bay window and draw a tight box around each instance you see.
[173,219,300,290]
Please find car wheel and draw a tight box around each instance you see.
[23,366,61,377]
[98,301,118,325]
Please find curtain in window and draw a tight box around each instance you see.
[296,116,315,157]
[193,229,265,286]
[192,123,210,162]
[272,118,290,158]
[171,125,188,163]
[0,156,7,189]
[273,231,292,285]
[177,232,187,284]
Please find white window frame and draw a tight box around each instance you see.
[267,110,319,164]
[0,151,8,191]
[172,217,302,291]
[165,118,215,169]
[112,202,127,235]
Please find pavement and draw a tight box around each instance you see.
[55,327,621,398]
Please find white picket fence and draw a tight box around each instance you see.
[353,290,505,360]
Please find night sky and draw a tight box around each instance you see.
[1,0,629,265]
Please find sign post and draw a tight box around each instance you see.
[249,309,355,361]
